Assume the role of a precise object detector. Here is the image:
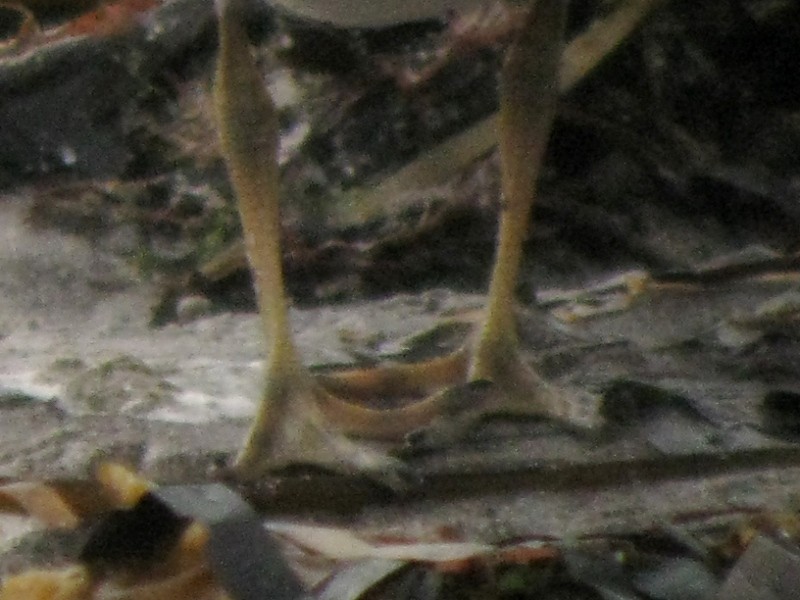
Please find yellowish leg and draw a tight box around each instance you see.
[468,0,598,426]
[214,0,409,484]
[324,0,599,442]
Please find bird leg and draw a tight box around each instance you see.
[214,0,596,484]
[214,0,410,485]
[319,0,599,445]
[464,0,598,428]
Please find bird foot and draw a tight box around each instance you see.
[404,347,602,451]
[234,364,411,490]
[315,338,602,452]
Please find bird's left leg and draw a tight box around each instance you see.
[462,0,599,430]
[321,0,600,445]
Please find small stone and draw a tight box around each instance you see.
[176,295,213,323]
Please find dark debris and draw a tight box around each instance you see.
[69,482,800,600]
